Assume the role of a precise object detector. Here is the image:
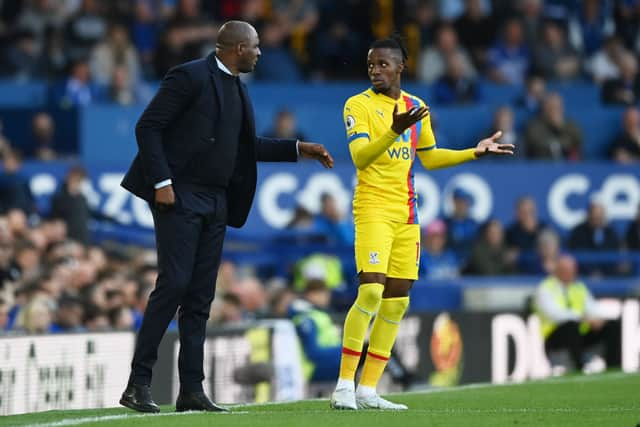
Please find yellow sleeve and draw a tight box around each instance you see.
[345,98,398,170]
[416,110,477,170]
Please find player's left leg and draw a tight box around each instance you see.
[356,223,419,410]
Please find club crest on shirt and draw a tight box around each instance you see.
[369,251,380,265]
[346,115,355,130]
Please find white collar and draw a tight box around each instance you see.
[215,56,235,76]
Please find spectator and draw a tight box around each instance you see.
[0,120,12,159]
[109,305,135,330]
[417,24,476,84]
[13,240,42,283]
[272,0,319,65]
[433,51,481,105]
[467,219,515,275]
[487,106,520,150]
[568,199,621,275]
[90,23,142,86]
[64,0,107,59]
[519,0,544,47]
[0,217,14,287]
[217,292,246,325]
[2,30,40,79]
[609,107,640,163]
[84,304,110,331]
[444,188,478,264]
[407,0,438,49]
[49,295,85,332]
[287,205,315,231]
[253,20,303,81]
[50,166,90,244]
[0,151,35,215]
[534,254,620,373]
[131,0,163,77]
[286,279,342,383]
[266,109,307,141]
[524,93,582,160]
[0,298,10,333]
[454,0,496,69]
[419,219,460,280]
[16,0,65,45]
[573,0,616,56]
[517,74,547,113]
[293,253,344,292]
[310,16,364,80]
[107,65,150,105]
[519,228,561,275]
[312,193,354,245]
[568,200,620,252]
[487,17,531,85]
[625,204,640,251]
[533,21,580,80]
[232,276,269,318]
[53,58,102,107]
[36,25,69,79]
[506,196,546,253]
[165,0,217,60]
[13,295,53,334]
[585,35,625,84]
[153,25,191,78]
[31,112,58,161]
[613,0,640,49]
[601,52,640,105]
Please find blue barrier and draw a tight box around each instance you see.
[0,81,48,107]
[16,160,640,240]
[0,79,629,164]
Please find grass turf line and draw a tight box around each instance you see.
[5,372,640,427]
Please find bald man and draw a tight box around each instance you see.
[120,21,333,413]
[534,254,621,374]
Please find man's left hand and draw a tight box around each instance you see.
[474,131,515,157]
[298,142,334,168]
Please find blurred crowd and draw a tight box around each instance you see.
[0,0,639,93]
[2,153,640,336]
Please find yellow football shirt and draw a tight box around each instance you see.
[344,88,435,225]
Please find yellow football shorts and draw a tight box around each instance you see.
[354,220,421,280]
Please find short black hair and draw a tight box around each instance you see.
[370,33,408,63]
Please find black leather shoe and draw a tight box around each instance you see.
[120,383,160,413]
[176,391,229,412]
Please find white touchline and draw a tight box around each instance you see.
[26,410,244,427]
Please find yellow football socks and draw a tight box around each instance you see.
[338,283,384,381]
[359,296,409,387]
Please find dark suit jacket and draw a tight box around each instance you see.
[121,53,298,228]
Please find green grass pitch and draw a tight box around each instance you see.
[6,372,640,427]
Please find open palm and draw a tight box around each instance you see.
[474,131,515,157]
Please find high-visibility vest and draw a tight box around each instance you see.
[535,276,591,338]
[292,308,342,380]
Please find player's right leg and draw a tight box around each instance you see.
[331,221,392,410]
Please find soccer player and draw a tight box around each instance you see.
[331,35,514,410]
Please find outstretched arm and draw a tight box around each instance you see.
[418,131,514,170]
[256,137,334,168]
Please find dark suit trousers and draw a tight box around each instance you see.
[545,319,621,369]
[131,190,226,392]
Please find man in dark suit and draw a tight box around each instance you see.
[119,21,333,413]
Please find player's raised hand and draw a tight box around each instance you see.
[474,131,515,157]
[391,103,429,134]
